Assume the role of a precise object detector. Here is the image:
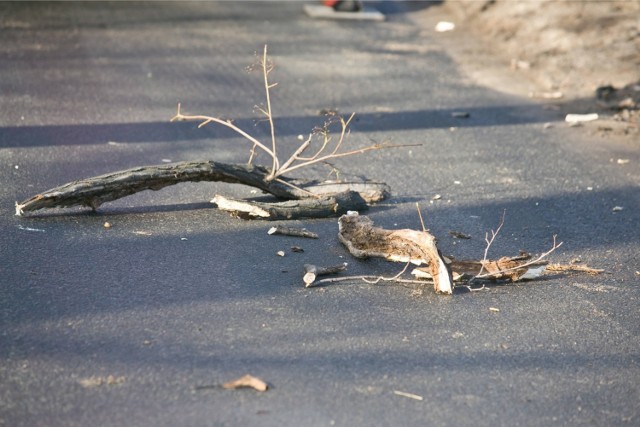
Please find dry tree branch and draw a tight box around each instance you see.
[170,103,277,161]
[473,235,563,280]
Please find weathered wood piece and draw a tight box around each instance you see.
[212,191,368,220]
[15,161,390,216]
[413,254,548,282]
[303,263,348,287]
[338,212,454,294]
[268,225,319,239]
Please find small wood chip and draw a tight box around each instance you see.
[489,307,500,312]
[277,251,285,257]
[222,374,268,392]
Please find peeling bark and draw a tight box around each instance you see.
[338,212,454,294]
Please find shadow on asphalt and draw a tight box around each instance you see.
[0,104,557,148]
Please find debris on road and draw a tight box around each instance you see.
[222,374,269,392]
[268,225,319,239]
[303,263,348,287]
[78,375,126,388]
[15,47,398,218]
[393,390,424,401]
[565,113,599,123]
[435,21,455,32]
[338,212,454,294]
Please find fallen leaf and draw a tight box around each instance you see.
[222,374,268,392]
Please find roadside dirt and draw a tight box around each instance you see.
[426,0,639,139]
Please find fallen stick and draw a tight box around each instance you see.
[338,212,454,294]
[268,225,319,239]
[412,255,548,282]
[15,160,390,216]
[212,191,368,220]
[303,263,347,287]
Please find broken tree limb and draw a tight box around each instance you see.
[15,160,390,216]
[212,191,368,220]
[303,263,348,287]
[338,212,454,294]
[268,225,319,239]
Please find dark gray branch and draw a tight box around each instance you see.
[15,160,390,216]
[212,191,368,220]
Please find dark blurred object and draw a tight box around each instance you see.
[323,0,363,12]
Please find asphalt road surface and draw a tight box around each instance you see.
[1,2,638,426]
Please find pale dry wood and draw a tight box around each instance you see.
[221,374,268,392]
[338,212,454,294]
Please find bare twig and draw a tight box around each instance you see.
[259,45,279,177]
[473,235,563,280]
[476,209,506,279]
[416,202,427,232]
[171,103,277,162]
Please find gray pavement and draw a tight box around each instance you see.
[1,2,638,426]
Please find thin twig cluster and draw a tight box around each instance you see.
[171,45,405,187]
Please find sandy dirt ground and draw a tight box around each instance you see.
[441,0,639,138]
